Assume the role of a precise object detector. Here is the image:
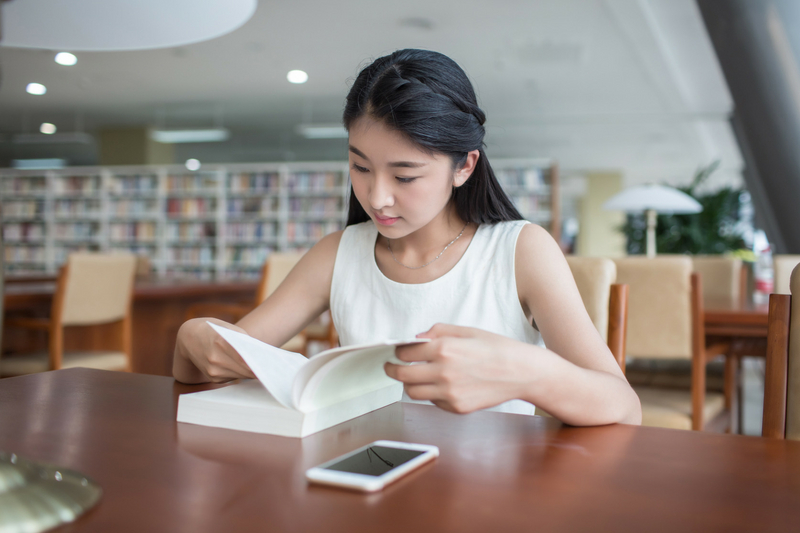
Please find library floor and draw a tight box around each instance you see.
[741,357,766,436]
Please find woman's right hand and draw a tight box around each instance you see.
[173,317,256,383]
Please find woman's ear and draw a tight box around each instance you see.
[454,150,480,187]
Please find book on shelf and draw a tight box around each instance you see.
[176,322,427,438]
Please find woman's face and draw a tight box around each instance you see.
[348,116,463,238]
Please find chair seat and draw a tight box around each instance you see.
[626,359,725,392]
[1,350,129,377]
[634,386,726,430]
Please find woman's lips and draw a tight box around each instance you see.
[374,213,400,225]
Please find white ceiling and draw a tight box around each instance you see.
[0,0,743,190]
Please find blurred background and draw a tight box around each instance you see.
[6,0,798,266]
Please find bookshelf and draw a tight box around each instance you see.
[1,160,557,279]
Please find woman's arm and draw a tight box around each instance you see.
[172,231,343,384]
[514,224,641,425]
[386,224,641,426]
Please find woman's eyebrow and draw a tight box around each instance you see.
[349,145,369,160]
[349,145,427,169]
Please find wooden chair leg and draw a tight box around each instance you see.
[724,355,739,434]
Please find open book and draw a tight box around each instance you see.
[176,322,428,438]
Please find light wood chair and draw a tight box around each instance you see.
[1,253,137,376]
[565,256,628,371]
[691,256,745,308]
[614,256,733,431]
[775,255,800,295]
[185,252,337,354]
[762,263,800,440]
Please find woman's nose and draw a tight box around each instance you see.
[369,175,395,210]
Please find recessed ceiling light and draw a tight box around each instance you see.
[185,158,201,171]
[40,123,57,134]
[55,52,77,66]
[26,83,47,95]
[287,70,308,84]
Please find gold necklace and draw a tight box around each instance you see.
[387,222,469,270]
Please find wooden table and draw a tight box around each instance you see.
[1,368,798,532]
[2,277,258,376]
[705,300,769,340]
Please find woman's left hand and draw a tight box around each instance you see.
[384,323,536,414]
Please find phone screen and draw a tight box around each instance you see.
[322,446,425,477]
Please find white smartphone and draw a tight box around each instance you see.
[305,440,439,492]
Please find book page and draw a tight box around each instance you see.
[207,322,307,409]
[296,339,429,412]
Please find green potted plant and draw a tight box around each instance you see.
[620,161,750,256]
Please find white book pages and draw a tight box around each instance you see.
[207,321,429,413]
[207,322,307,409]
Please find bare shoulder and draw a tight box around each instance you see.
[515,223,573,303]
[516,223,564,266]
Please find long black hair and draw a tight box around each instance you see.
[343,49,523,226]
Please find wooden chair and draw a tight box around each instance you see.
[774,255,800,295]
[565,256,628,371]
[1,253,137,376]
[185,252,337,354]
[691,256,745,308]
[762,263,800,439]
[614,256,733,431]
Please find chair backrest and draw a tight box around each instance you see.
[254,252,306,305]
[775,254,800,295]
[59,253,137,326]
[763,263,800,440]
[613,256,693,359]
[691,256,743,308]
[789,264,800,439]
[566,257,616,343]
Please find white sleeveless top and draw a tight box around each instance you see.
[330,220,542,415]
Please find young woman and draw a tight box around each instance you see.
[174,49,642,426]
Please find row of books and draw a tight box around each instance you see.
[1,177,47,194]
[225,222,278,241]
[55,199,102,217]
[166,174,219,192]
[110,175,158,193]
[2,223,45,241]
[285,221,342,241]
[286,172,344,192]
[166,198,217,217]
[287,197,342,215]
[110,198,159,216]
[53,175,101,194]
[54,244,99,264]
[54,222,99,240]
[166,247,215,265]
[109,222,157,241]
[228,172,280,193]
[109,244,157,256]
[2,200,46,217]
[227,197,279,216]
[225,246,274,267]
[4,245,45,263]
[165,222,216,240]
[496,169,549,191]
